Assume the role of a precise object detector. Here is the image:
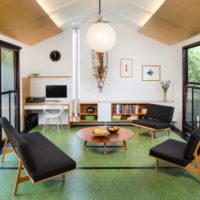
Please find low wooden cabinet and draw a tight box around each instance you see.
[79,102,98,122]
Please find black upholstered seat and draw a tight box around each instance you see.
[149,139,189,166]
[22,132,76,182]
[132,119,170,130]
[0,117,76,195]
[132,104,174,139]
[149,131,200,179]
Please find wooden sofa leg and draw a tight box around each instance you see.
[13,159,23,196]
[151,131,154,141]
[1,138,8,163]
[167,129,170,136]
[1,138,13,163]
[62,174,65,182]
[155,158,159,170]
[13,159,29,196]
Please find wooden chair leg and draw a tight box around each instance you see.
[62,174,65,182]
[57,118,60,133]
[1,138,8,163]
[13,160,23,196]
[43,118,47,133]
[167,129,170,136]
[155,158,159,170]
[46,118,49,131]
[151,131,154,141]
[195,157,200,179]
[13,159,29,196]
[59,117,63,129]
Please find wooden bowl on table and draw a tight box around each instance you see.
[107,126,120,133]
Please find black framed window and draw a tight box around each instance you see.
[0,40,21,148]
[183,41,200,136]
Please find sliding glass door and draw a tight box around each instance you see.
[183,42,200,136]
[0,41,21,148]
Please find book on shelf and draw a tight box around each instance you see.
[112,104,138,114]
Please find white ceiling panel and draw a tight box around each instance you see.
[36,0,78,12]
[36,0,165,27]
[125,0,165,13]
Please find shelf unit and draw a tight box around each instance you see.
[111,102,149,122]
[28,76,71,78]
[79,102,98,122]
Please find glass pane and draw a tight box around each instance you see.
[1,47,15,92]
[193,88,200,129]
[188,46,200,83]
[185,88,192,128]
[1,93,15,127]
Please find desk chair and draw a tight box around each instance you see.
[43,105,64,133]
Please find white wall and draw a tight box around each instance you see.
[79,23,183,128]
[28,29,72,77]
[2,22,200,130]
[80,23,178,102]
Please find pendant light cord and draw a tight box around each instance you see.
[99,0,101,15]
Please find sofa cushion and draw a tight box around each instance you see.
[149,139,189,167]
[146,104,174,123]
[183,131,200,161]
[0,118,37,173]
[132,119,170,130]
[22,132,76,182]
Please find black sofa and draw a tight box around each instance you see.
[149,131,200,179]
[132,104,174,140]
[0,117,76,196]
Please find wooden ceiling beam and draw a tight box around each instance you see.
[0,0,62,45]
[138,0,200,45]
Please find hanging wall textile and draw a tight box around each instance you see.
[92,51,108,93]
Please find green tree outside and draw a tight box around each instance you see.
[188,46,200,82]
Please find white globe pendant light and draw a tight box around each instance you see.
[86,0,116,53]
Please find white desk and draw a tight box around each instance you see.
[23,101,71,128]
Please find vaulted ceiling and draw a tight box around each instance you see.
[0,0,200,45]
[36,0,165,28]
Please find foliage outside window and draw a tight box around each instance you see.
[188,46,200,83]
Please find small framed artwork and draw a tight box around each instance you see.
[142,65,161,81]
[120,59,133,78]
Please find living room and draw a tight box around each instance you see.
[0,0,200,199]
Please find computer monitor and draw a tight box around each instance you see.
[46,85,67,99]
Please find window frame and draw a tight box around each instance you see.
[182,41,200,134]
[0,40,21,148]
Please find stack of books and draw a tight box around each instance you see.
[112,115,121,121]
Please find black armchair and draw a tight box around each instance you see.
[149,131,200,179]
[132,104,174,140]
[0,117,76,196]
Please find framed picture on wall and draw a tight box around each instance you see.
[120,59,133,78]
[142,65,161,81]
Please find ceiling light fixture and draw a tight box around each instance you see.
[86,0,116,53]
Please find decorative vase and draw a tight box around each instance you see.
[163,92,167,102]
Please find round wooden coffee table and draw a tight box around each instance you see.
[76,126,134,159]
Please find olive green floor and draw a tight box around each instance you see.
[0,126,200,200]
